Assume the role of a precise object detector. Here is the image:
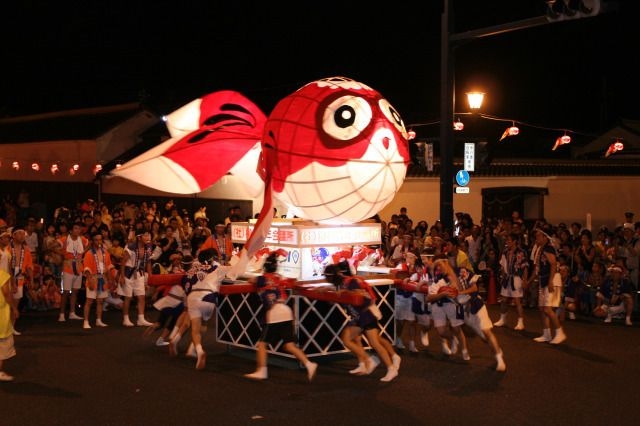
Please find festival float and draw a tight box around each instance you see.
[116,77,410,358]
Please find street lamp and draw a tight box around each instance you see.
[454,93,484,131]
[438,0,568,232]
[438,88,486,233]
[466,92,485,110]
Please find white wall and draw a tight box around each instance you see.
[102,174,640,231]
[378,176,640,230]
[544,176,639,229]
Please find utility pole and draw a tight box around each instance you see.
[438,0,606,232]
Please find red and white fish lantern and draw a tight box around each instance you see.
[113,77,410,270]
[263,78,410,224]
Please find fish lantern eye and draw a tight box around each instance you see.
[379,98,408,139]
[322,95,372,141]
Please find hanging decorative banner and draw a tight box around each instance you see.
[464,143,475,172]
[426,143,434,172]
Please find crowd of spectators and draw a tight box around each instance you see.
[1,192,638,325]
[0,193,248,314]
[379,208,639,325]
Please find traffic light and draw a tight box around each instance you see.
[545,0,602,21]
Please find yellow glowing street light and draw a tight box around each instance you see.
[466,92,485,110]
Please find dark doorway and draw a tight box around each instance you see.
[482,187,548,222]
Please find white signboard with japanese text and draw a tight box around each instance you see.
[464,143,475,172]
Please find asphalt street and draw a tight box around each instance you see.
[2,304,638,426]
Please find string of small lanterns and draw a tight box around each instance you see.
[0,160,124,176]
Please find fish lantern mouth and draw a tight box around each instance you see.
[276,123,408,225]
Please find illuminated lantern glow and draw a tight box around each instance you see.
[605,140,624,157]
[499,123,519,141]
[93,164,103,175]
[113,77,410,274]
[407,129,416,140]
[552,134,571,151]
[113,92,267,197]
[453,119,464,131]
[466,92,485,110]
[12,161,20,171]
[50,164,59,174]
[72,163,79,171]
[69,167,76,176]
[31,163,40,171]
[265,77,409,226]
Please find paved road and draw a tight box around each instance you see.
[2,305,639,426]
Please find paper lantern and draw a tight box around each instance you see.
[113,76,410,269]
[605,140,624,157]
[552,134,571,151]
[265,77,410,225]
[499,124,519,141]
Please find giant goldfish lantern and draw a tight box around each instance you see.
[113,77,410,275]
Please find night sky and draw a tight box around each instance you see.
[2,1,638,155]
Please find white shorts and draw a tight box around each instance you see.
[85,288,109,300]
[187,293,216,321]
[499,275,524,299]
[464,304,492,337]
[61,272,83,292]
[153,295,183,311]
[538,273,562,307]
[416,313,432,327]
[105,295,123,308]
[395,296,415,321]
[117,273,147,297]
[431,302,464,328]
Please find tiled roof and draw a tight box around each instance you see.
[0,103,146,143]
[406,158,640,178]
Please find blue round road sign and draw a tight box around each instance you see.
[456,170,470,186]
